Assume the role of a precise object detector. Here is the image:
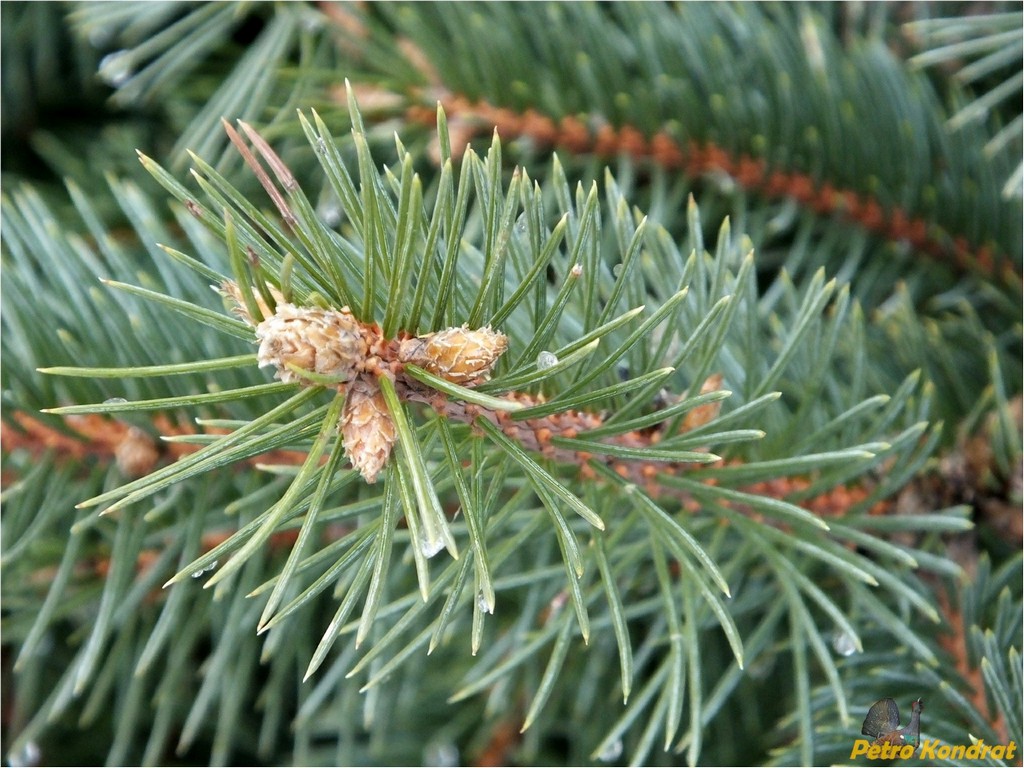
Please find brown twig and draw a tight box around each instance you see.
[394,93,1018,286]
[473,715,523,767]
[2,401,892,523]
[935,586,1010,746]
[2,411,310,479]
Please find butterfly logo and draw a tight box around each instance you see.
[861,698,924,752]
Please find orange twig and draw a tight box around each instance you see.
[3,403,891,524]
[3,411,310,479]
[935,587,1009,745]
[401,94,1018,285]
[473,716,523,767]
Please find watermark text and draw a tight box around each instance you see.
[850,739,1017,761]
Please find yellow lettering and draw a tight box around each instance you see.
[850,740,871,758]
[884,740,1024,763]
[867,744,881,759]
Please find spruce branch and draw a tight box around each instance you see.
[403,92,1018,285]
[766,553,1022,766]
[348,2,1021,285]
[2,89,973,765]
[5,4,1020,757]
[55,3,1020,291]
[904,8,1024,199]
[68,1,336,171]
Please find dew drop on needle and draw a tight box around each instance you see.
[420,535,446,558]
[537,351,558,369]
[597,739,622,762]
[191,560,218,579]
[831,630,858,657]
[476,591,493,614]
[98,50,133,87]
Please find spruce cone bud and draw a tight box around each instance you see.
[682,373,725,432]
[340,375,396,483]
[398,325,508,385]
[218,280,284,326]
[115,426,160,478]
[255,303,367,385]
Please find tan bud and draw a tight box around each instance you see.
[218,280,285,325]
[682,373,725,432]
[115,426,160,478]
[255,303,367,385]
[398,325,508,385]
[340,375,396,483]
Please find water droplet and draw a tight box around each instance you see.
[318,200,343,228]
[8,740,40,768]
[597,738,622,762]
[831,630,858,657]
[570,263,583,277]
[420,536,446,558]
[98,50,134,87]
[476,591,493,614]
[87,26,113,49]
[423,740,459,767]
[103,397,128,405]
[514,212,529,235]
[612,263,624,277]
[536,351,558,370]
[191,560,218,578]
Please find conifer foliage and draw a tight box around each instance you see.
[2,3,1020,766]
